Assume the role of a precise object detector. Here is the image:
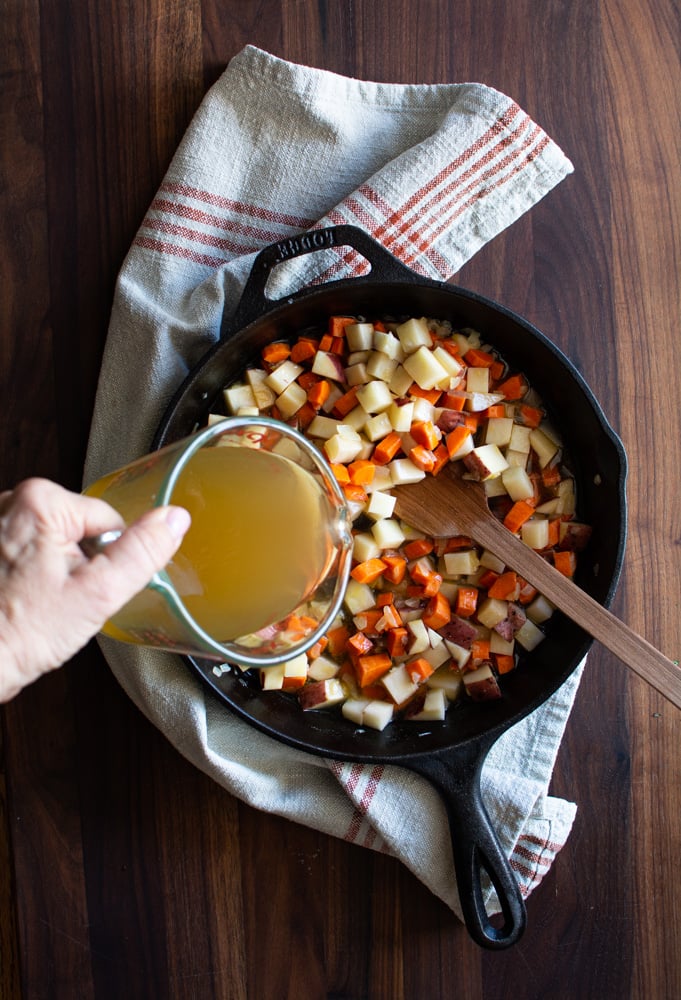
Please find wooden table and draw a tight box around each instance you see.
[2,2,680,997]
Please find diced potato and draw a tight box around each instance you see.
[464,444,509,481]
[407,618,430,655]
[276,381,307,418]
[362,700,394,731]
[299,678,345,710]
[342,697,371,725]
[395,316,432,352]
[366,491,396,520]
[526,594,556,625]
[356,380,394,414]
[463,663,502,701]
[521,518,550,550]
[431,345,463,379]
[515,618,546,651]
[530,427,560,468]
[408,688,447,721]
[403,346,450,390]
[442,640,472,670]
[466,367,489,393]
[485,417,514,447]
[342,405,369,431]
[388,400,414,432]
[479,550,506,574]
[381,665,419,706]
[421,641,451,670]
[389,364,415,397]
[307,655,340,681]
[509,423,532,454]
[307,414,340,439]
[373,330,404,361]
[465,391,505,413]
[345,322,375,352]
[344,580,376,615]
[443,549,480,577]
[264,359,304,394]
[489,631,515,655]
[223,384,257,414]
[363,412,393,441]
[246,368,277,409]
[260,662,286,690]
[388,458,427,485]
[428,666,464,700]
[366,351,398,382]
[353,531,381,563]
[476,597,509,629]
[324,432,365,464]
[344,362,370,386]
[502,465,534,501]
[371,518,406,549]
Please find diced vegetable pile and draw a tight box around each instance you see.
[211,315,592,731]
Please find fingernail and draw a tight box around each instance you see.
[164,506,191,540]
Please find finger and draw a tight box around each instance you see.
[70,505,191,620]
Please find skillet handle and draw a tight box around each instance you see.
[223,224,419,338]
[404,745,527,949]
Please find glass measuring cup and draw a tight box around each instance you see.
[84,417,353,666]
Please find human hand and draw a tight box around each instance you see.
[0,478,190,702]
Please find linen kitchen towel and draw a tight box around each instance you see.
[85,45,578,918]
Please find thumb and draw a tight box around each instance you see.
[75,506,191,619]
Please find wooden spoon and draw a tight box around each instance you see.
[392,463,681,711]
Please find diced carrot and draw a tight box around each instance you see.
[329,316,355,339]
[503,500,535,534]
[346,631,374,662]
[483,404,506,419]
[436,339,462,360]
[442,535,475,551]
[296,403,317,429]
[407,657,435,684]
[372,431,403,465]
[422,591,451,630]
[408,385,442,405]
[471,638,491,661]
[386,626,409,658]
[306,636,329,660]
[356,652,393,687]
[348,459,376,486]
[519,404,544,428]
[421,573,442,598]
[284,614,318,637]
[360,683,390,700]
[326,624,350,658]
[318,333,333,352]
[262,341,291,365]
[464,347,495,368]
[330,336,346,355]
[382,554,407,584]
[343,483,368,504]
[409,445,436,472]
[455,585,478,618]
[410,420,441,450]
[440,391,466,411]
[330,462,350,485]
[352,608,384,636]
[541,465,562,488]
[376,592,394,607]
[282,674,307,691]
[462,414,480,432]
[496,374,527,400]
[403,538,435,560]
[307,379,331,410]
[487,570,519,600]
[331,386,359,418]
[494,654,516,675]
[377,603,403,630]
[408,556,436,586]
[445,425,472,458]
[478,568,500,590]
[290,338,318,363]
[517,578,538,604]
[350,558,387,584]
[490,360,506,382]
[297,370,320,390]
[547,518,561,548]
[373,321,388,332]
[431,444,450,476]
[553,550,577,577]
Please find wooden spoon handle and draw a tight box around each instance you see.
[460,505,681,710]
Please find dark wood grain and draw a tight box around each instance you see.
[1,0,680,997]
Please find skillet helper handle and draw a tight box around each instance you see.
[224,223,419,337]
[405,748,526,950]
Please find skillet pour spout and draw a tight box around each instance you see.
[153,224,628,950]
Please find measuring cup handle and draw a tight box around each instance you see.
[222,224,420,339]
[79,530,123,558]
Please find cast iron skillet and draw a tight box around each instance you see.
[152,225,627,949]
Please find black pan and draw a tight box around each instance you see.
[152,225,627,949]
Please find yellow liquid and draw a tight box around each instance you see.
[93,445,338,644]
